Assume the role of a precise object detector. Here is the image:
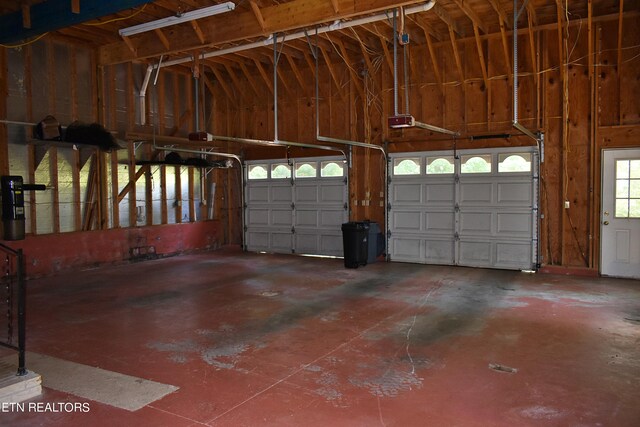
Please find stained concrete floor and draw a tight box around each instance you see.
[2,247,639,426]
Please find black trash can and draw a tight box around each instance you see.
[341,222,369,268]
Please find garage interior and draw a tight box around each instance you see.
[0,0,639,425]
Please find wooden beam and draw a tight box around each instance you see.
[0,46,8,176]
[22,5,31,29]
[252,58,273,94]
[473,25,489,89]
[223,63,250,104]
[121,35,137,55]
[330,0,339,13]
[239,62,263,97]
[285,54,310,97]
[448,26,465,85]
[209,66,237,105]
[154,28,170,50]
[249,0,266,33]
[486,0,510,28]
[100,0,431,64]
[433,2,464,37]
[414,16,443,92]
[499,15,513,88]
[451,0,488,34]
[71,0,80,14]
[526,0,538,26]
[555,0,565,79]
[320,46,346,101]
[333,38,364,99]
[527,7,538,98]
[190,20,206,44]
[617,0,624,125]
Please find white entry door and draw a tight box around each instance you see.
[244,157,348,256]
[601,149,640,278]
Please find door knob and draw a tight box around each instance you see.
[603,221,609,225]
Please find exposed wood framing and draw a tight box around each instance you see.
[71,0,80,14]
[617,0,624,125]
[473,25,489,89]
[190,20,206,44]
[414,16,443,93]
[249,0,266,33]
[451,0,488,34]
[333,38,364,99]
[330,0,339,13]
[223,63,250,104]
[320,46,346,101]
[209,66,237,105]
[175,165,182,223]
[127,143,137,226]
[433,2,464,37]
[285,55,310,97]
[448,26,465,86]
[239,62,263,97]
[154,28,170,50]
[188,168,195,222]
[100,0,431,64]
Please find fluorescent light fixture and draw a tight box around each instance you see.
[119,1,235,37]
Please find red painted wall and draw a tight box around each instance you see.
[1,221,223,278]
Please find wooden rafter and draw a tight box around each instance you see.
[527,7,538,90]
[448,26,464,85]
[100,0,431,64]
[333,38,364,99]
[617,0,625,124]
[473,25,489,89]
[486,0,510,28]
[320,46,346,101]
[223,63,250,104]
[154,28,170,50]
[433,1,464,37]
[253,58,274,94]
[451,0,488,34]
[285,54,310,97]
[555,0,565,78]
[330,0,339,13]
[413,15,443,91]
[121,35,136,54]
[190,20,206,44]
[249,0,266,33]
[239,62,264,97]
[209,66,237,105]
[71,0,80,14]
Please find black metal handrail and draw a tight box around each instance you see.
[0,242,26,376]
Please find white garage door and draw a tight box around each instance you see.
[389,148,539,270]
[244,157,348,256]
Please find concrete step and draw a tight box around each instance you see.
[0,357,42,404]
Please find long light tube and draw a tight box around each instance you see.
[119,2,235,37]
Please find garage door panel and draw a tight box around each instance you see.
[425,183,455,204]
[496,242,532,267]
[393,183,422,203]
[247,208,270,226]
[425,211,454,233]
[459,212,493,235]
[425,239,455,264]
[247,185,270,203]
[392,211,422,232]
[320,209,345,228]
[320,233,343,256]
[246,231,269,250]
[271,209,293,226]
[271,185,293,203]
[460,182,493,204]
[459,240,492,267]
[497,182,532,204]
[321,183,346,203]
[496,212,532,236]
[295,185,319,203]
[390,148,537,270]
[295,233,319,253]
[295,210,318,227]
[271,232,294,252]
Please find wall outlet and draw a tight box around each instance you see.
[564,200,570,209]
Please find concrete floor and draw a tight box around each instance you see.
[2,248,639,426]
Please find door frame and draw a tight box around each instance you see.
[600,148,640,278]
